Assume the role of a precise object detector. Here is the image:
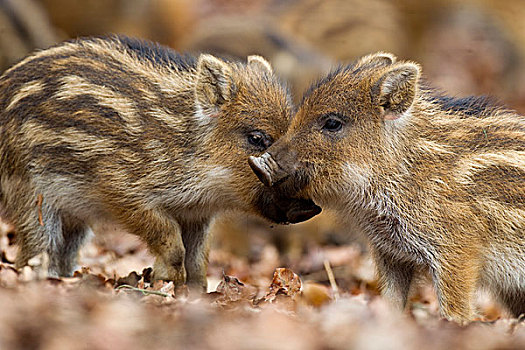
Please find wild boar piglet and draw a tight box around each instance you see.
[0,36,321,290]
[250,52,524,322]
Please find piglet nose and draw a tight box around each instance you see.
[248,153,275,186]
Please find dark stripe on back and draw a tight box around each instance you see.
[2,35,194,104]
[6,94,145,157]
[29,144,98,177]
[426,127,525,152]
[468,165,525,208]
[425,88,506,117]
[8,93,129,131]
[107,35,197,71]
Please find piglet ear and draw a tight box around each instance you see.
[376,62,420,120]
[247,55,273,74]
[195,54,236,118]
[355,52,397,70]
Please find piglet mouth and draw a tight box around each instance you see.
[255,189,321,224]
[285,198,322,223]
[250,152,320,223]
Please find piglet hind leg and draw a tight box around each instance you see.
[4,189,61,275]
[47,214,90,277]
[13,207,54,273]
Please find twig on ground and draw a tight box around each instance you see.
[323,259,340,300]
[116,284,172,297]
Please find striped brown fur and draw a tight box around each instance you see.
[0,36,321,290]
[249,52,525,323]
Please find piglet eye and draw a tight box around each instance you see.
[323,118,343,132]
[247,131,271,150]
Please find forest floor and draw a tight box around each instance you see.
[0,220,524,350]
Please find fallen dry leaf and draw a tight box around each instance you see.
[115,271,141,288]
[264,267,302,303]
[211,272,258,308]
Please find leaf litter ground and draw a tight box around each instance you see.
[0,219,524,350]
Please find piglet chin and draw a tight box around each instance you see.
[286,200,322,223]
[255,190,321,224]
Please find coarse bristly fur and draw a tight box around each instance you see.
[0,35,321,291]
[249,52,525,323]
